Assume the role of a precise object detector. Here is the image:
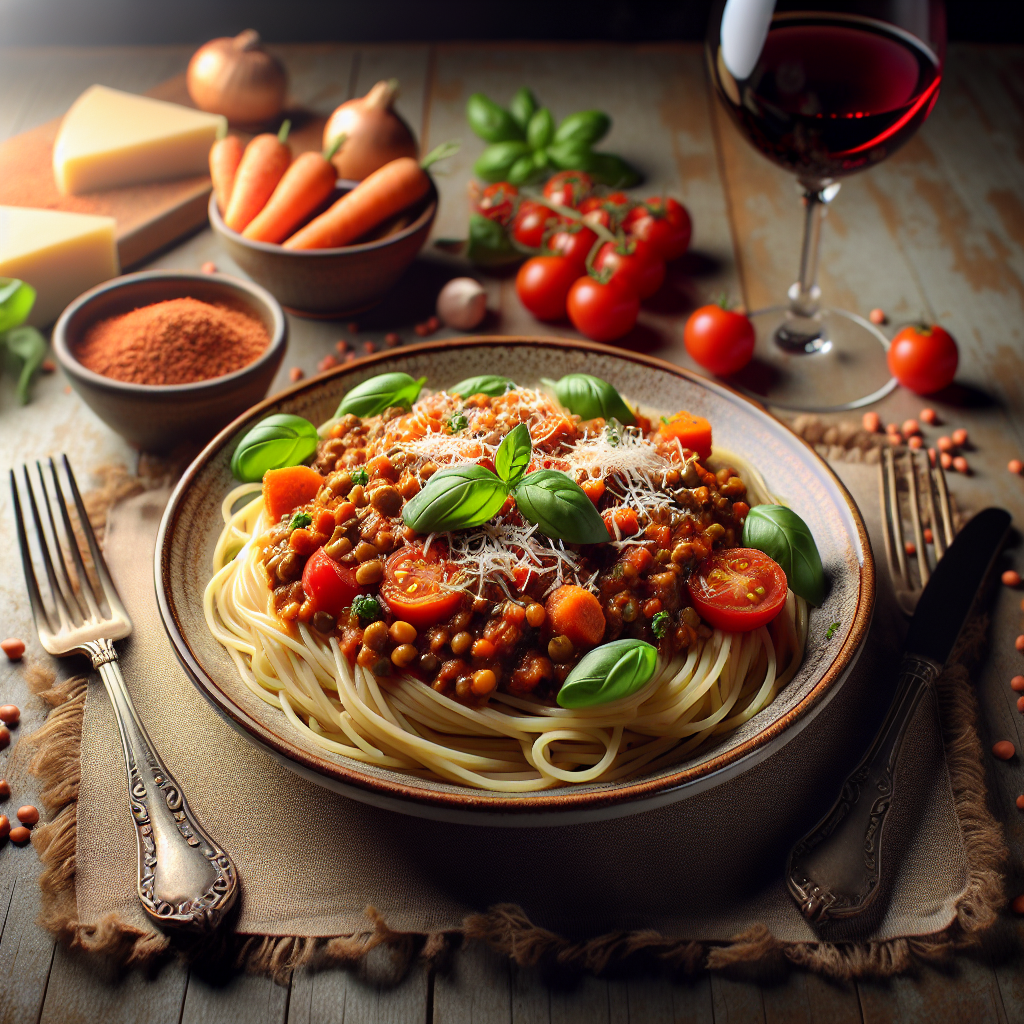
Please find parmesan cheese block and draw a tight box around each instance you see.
[52,85,226,196]
[0,206,118,326]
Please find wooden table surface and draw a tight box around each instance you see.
[1,41,1023,1024]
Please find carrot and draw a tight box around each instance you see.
[283,155,429,250]
[209,134,244,214]
[659,411,712,462]
[224,120,293,233]
[545,585,606,648]
[242,135,346,244]
[262,465,323,522]
[581,478,605,504]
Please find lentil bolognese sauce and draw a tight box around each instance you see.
[204,374,813,791]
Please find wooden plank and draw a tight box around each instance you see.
[0,877,56,1024]
[625,974,715,1024]
[710,974,767,1024]
[761,972,863,1024]
[858,960,1008,1024]
[288,957,430,1024]
[433,942,511,1023]
[181,969,289,1024]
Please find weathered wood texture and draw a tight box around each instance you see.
[0,40,1023,1024]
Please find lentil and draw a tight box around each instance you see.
[0,779,9,799]
[311,611,336,633]
[902,419,920,436]
[1016,636,1024,652]
[363,621,389,651]
[1,638,25,661]
[289,366,304,382]
[993,740,1016,760]
[952,456,969,474]
[1018,795,1024,810]
[9,826,29,844]
[908,435,923,450]
[939,452,953,470]
[951,428,968,446]
[355,560,384,585]
[1012,675,1024,692]
[1018,696,1024,713]
[525,603,545,628]
[17,805,38,826]
[0,728,8,750]
[1002,570,1021,587]
[936,436,954,452]
[0,705,19,725]
[1015,894,1024,915]
[868,308,886,324]
[920,408,937,425]
[391,644,418,668]
[0,815,7,841]
[390,621,417,645]
[548,635,574,662]
[451,632,472,656]
[1009,459,1024,475]
[862,411,880,433]
[471,669,497,695]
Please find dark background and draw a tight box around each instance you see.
[0,0,1019,44]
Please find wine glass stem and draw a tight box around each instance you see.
[788,182,840,318]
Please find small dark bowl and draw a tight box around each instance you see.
[208,178,438,317]
[52,270,287,453]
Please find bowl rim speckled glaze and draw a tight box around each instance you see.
[156,337,874,826]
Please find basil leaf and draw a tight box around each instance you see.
[230,413,319,482]
[3,326,47,404]
[495,423,531,489]
[466,214,520,266]
[544,373,635,425]
[512,470,609,545]
[585,152,642,189]
[526,107,555,150]
[509,87,538,133]
[449,374,516,398]
[553,111,611,147]
[0,278,36,334]
[336,372,426,418]
[466,93,525,144]
[402,465,508,533]
[473,141,533,182]
[742,504,826,606]
[557,638,658,709]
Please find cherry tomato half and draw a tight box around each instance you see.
[512,200,558,249]
[381,545,463,628]
[686,548,788,632]
[593,238,666,299]
[477,182,519,226]
[543,170,594,208]
[887,324,958,395]
[683,304,756,377]
[547,223,598,267]
[516,255,582,322]
[567,274,640,342]
[302,547,365,618]
[623,197,692,261]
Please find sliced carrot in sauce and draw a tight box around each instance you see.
[262,465,323,522]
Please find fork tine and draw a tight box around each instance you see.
[883,447,910,589]
[45,458,104,620]
[922,455,946,560]
[35,461,94,623]
[877,453,899,586]
[933,460,955,545]
[10,470,56,638]
[905,450,930,586]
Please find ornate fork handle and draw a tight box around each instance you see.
[84,639,239,931]
[787,654,941,924]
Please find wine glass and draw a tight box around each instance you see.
[706,0,946,411]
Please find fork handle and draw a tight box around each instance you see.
[786,653,941,924]
[85,639,239,931]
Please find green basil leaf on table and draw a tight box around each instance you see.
[742,504,826,606]
[466,214,520,266]
[584,152,642,189]
[4,326,47,405]
[402,464,509,533]
[494,423,531,489]
[557,638,658,709]
[473,140,533,182]
[512,469,610,545]
[545,140,595,172]
[544,373,635,425]
[0,278,36,334]
[449,374,517,397]
[335,372,426,418]
[230,413,319,482]
[508,87,538,133]
[553,110,611,147]
[466,93,524,143]
[526,107,555,150]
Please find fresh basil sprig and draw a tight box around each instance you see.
[449,374,517,398]
[402,464,509,533]
[742,504,825,606]
[494,423,531,489]
[335,372,426,419]
[230,413,319,482]
[0,279,47,404]
[543,373,635,425]
[557,638,658,709]
[514,470,609,545]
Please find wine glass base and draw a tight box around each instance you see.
[727,305,897,412]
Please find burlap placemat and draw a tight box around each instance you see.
[23,462,1007,982]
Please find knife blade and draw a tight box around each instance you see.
[787,506,1012,926]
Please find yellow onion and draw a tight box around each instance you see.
[187,30,288,126]
[324,80,418,181]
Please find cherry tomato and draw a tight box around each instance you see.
[593,239,666,300]
[516,255,582,321]
[887,324,958,395]
[302,547,365,618]
[547,224,598,267]
[381,545,463,628]
[567,274,640,342]
[511,200,558,249]
[578,192,633,229]
[683,304,756,377]
[623,197,692,261]
[686,548,788,632]
[543,170,593,208]
[477,182,518,226]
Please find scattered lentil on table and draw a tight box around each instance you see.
[993,740,1016,760]
[951,428,969,446]
[1003,571,1022,587]
[0,728,9,750]
[920,408,938,425]
[0,816,8,842]
[869,308,886,324]
[0,780,9,800]
[953,456,969,474]
[16,805,38,826]
[862,411,880,433]
[9,826,30,844]
[1,638,25,661]
[1010,459,1023,475]
[1012,675,1024,692]
[289,366,304,382]
[0,705,19,725]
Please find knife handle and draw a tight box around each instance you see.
[786,653,941,924]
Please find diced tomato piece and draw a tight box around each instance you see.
[301,548,365,617]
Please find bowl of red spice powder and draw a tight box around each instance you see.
[53,270,287,452]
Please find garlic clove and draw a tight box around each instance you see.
[437,278,488,331]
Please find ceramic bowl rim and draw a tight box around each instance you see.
[156,336,874,819]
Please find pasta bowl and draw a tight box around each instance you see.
[156,338,873,826]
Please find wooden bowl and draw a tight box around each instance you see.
[208,179,438,317]
[52,270,287,453]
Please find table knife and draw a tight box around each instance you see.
[787,506,1012,925]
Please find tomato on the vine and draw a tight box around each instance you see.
[511,200,558,249]
[516,255,581,322]
[578,192,633,229]
[887,324,958,395]
[683,304,756,377]
[381,545,463,628]
[543,170,593,208]
[623,197,692,261]
[547,224,598,268]
[686,548,788,632]
[593,238,665,300]
[477,182,519,226]
[567,274,640,342]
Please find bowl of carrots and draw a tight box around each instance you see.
[208,123,443,317]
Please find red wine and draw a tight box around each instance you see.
[710,14,941,181]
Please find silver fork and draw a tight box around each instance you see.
[878,446,956,615]
[11,455,238,931]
